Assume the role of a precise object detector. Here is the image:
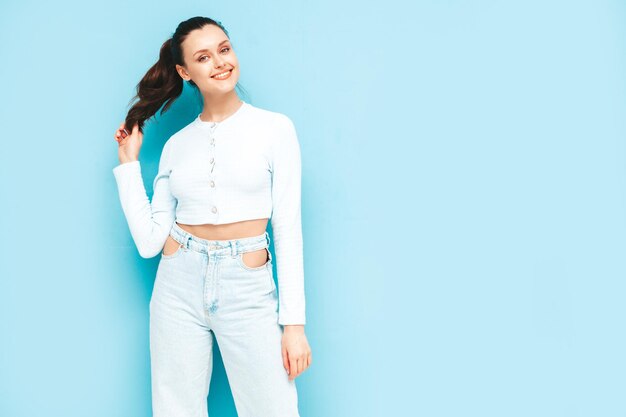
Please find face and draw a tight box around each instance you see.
[176,24,239,95]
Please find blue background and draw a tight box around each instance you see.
[1,0,625,416]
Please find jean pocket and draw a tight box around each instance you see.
[267,262,276,293]
[236,247,272,271]
[161,236,185,260]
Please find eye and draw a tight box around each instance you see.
[198,47,229,62]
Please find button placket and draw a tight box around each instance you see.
[208,124,218,216]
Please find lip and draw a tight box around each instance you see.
[212,68,233,79]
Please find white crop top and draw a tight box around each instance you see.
[112,100,305,325]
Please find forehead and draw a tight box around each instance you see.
[184,25,229,51]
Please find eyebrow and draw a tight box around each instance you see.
[193,40,231,56]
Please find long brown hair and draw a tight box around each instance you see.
[124,16,247,133]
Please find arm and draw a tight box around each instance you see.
[112,141,177,258]
[270,114,306,326]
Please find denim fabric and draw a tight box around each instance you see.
[149,222,300,417]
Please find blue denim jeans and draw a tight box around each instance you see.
[149,222,300,417]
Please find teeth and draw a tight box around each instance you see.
[214,70,231,79]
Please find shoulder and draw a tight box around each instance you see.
[159,117,202,155]
[169,119,199,144]
[245,102,295,131]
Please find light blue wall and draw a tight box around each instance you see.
[1,0,625,416]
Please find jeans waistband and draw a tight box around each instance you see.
[169,222,270,257]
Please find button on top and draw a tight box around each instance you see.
[211,206,217,213]
[210,180,215,188]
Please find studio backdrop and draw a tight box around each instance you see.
[1,1,626,416]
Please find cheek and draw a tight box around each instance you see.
[228,66,240,81]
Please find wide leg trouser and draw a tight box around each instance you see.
[149,226,300,417]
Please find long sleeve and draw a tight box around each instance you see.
[112,141,177,258]
[270,114,306,325]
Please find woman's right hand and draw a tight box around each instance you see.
[114,122,143,164]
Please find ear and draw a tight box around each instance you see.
[175,64,190,81]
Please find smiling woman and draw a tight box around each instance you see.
[121,21,244,134]
[173,25,242,100]
[111,15,311,417]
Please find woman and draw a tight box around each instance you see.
[112,16,311,417]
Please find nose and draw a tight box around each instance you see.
[214,56,225,69]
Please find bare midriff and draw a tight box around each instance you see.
[176,218,269,241]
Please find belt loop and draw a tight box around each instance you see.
[230,240,237,257]
[185,236,191,250]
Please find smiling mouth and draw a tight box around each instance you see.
[212,69,233,79]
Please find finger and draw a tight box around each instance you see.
[289,356,298,380]
[282,347,290,375]
[306,352,311,369]
[297,357,304,376]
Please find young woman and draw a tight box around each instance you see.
[112,16,311,417]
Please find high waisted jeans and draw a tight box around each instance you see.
[149,222,300,417]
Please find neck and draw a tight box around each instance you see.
[200,91,242,123]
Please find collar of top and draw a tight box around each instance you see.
[193,100,249,132]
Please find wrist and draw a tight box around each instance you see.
[283,324,305,333]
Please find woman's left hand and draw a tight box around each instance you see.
[281,325,312,380]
